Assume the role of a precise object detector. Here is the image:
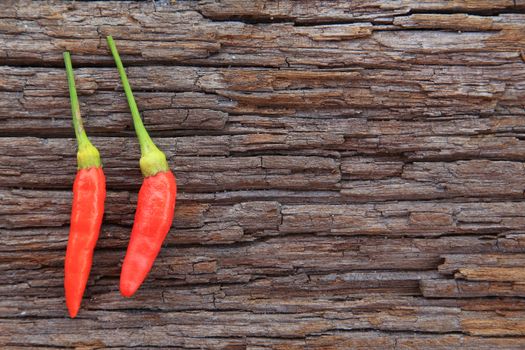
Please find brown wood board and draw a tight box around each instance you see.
[1,0,525,348]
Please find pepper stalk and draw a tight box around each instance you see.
[63,52,101,169]
[106,36,169,178]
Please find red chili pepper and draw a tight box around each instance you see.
[63,52,106,318]
[107,36,177,297]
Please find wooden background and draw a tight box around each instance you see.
[1,0,525,348]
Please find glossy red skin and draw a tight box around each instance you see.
[65,167,106,318]
[120,170,177,297]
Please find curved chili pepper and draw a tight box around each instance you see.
[63,52,106,318]
[107,36,177,297]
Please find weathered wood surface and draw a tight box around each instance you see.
[1,0,525,348]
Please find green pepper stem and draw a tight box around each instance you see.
[106,36,169,177]
[64,52,88,148]
[106,36,156,155]
[63,52,101,169]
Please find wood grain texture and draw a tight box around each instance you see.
[1,0,525,348]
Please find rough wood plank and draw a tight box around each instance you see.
[1,1,525,67]
[0,137,342,191]
[420,251,525,298]
[4,137,525,202]
[1,64,524,135]
[421,278,525,298]
[3,189,525,236]
[2,0,525,348]
[308,333,525,350]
